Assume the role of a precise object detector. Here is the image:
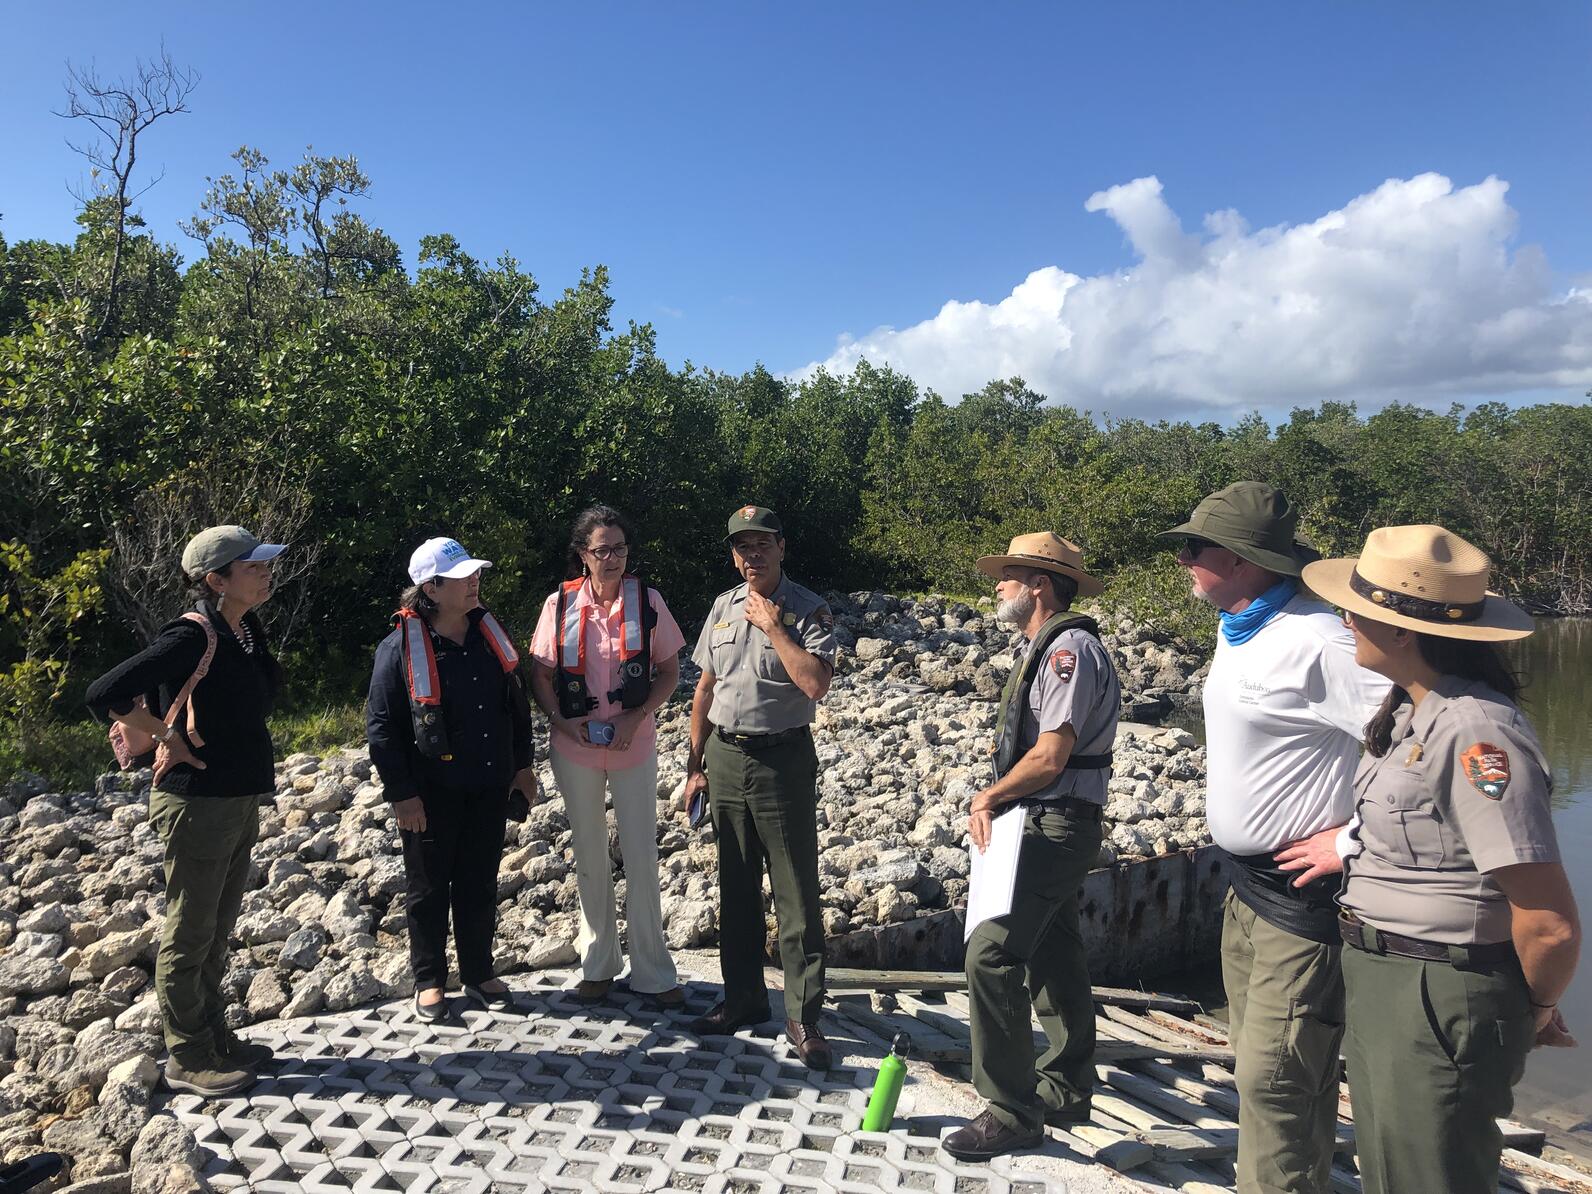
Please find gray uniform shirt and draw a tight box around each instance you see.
[1340,676,1560,945]
[1013,626,1121,805]
[693,575,838,733]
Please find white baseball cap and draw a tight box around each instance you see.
[408,537,493,585]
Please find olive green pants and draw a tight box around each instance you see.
[967,807,1102,1133]
[705,730,824,1024]
[149,789,260,1063]
[1221,892,1345,1194]
[1343,944,1533,1194]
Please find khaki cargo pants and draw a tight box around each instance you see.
[149,789,260,1064]
[1221,891,1345,1194]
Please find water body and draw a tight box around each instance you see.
[1508,617,1591,1158]
[1165,618,1591,1159]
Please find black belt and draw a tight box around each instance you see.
[1066,751,1113,770]
[1020,796,1103,821]
[1338,913,1516,966]
[715,726,810,750]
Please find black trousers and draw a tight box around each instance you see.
[399,783,509,988]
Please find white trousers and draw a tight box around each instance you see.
[549,749,677,994]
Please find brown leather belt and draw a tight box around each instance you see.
[1338,912,1515,966]
[715,726,809,750]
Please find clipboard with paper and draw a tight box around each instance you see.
[964,804,1025,942]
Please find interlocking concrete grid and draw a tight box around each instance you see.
[161,970,1126,1193]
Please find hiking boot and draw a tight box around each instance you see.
[164,1051,255,1098]
[215,1029,275,1069]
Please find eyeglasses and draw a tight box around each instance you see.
[1178,538,1217,561]
[584,543,629,561]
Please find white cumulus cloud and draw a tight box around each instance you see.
[797,174,1592,415]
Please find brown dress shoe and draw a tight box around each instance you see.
[687,1001,770,1035]
[942,1108,1043,1161]
[575,979,612,1003]
[649,986,686,1007]
[784,1019,833,1071]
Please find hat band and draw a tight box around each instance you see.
[1348,569,1485,624]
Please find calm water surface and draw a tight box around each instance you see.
[1508,617,1592,1157]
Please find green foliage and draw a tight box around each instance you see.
[270,704,369,758]
[4,140,1591,786]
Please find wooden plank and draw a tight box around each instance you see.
[823,968,1200,1011]
[1118,1124,1357,1163]
[829,998,969,1062]
[1095,1040,1235,1066]
[1147,1007,1231,1047]
[1501,1148,1592,1194]
[1098,1064,1233,1131]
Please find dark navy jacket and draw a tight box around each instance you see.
[365,607,534,802]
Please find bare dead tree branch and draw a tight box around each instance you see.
[56,47,198,347]
[106,457,322,650]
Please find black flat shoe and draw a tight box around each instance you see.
[464,982,514,1011]
[942,1109,1043,1161]
[413,991,448,1022]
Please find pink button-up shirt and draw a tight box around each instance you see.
[530,579,685,772]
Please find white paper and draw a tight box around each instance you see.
[964,805,1026,942]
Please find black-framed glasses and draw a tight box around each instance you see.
[585,543,629,561]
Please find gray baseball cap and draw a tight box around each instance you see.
[181,525,286,578]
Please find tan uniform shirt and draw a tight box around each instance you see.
[692,575,838,733]
[1012,626,1121,805]
[1340,676,1560,945]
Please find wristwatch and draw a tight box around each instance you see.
[154,724,176,745]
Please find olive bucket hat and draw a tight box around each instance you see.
[1159,482,1319,576]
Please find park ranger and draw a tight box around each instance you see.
[1282,525,1581,1194]
[943,533,1121,1161]
[682,505,839,1069]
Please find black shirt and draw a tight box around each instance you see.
[84,602,282,799]
[366,607,535,802]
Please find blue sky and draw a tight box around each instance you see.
[4,3,1590,418]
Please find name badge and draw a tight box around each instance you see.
[713,621,731,629]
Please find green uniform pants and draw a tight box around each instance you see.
[1220,892,1345,1194]
[149,789,260,1064]
[1343,944,1534,1194]
[705,730,824,1024]
[967,806,1101,1133]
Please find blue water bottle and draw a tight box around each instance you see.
[861,1033,911,1131]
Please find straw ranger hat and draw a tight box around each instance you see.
[976,532,1104,598]
[1301,525,1533,641]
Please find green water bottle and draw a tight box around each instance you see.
[861,1032,911,1131]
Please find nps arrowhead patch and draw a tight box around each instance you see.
[1460,741,1511,800]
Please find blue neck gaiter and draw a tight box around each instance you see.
[1220,578,1297,646]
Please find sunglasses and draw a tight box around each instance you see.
[1178,537,1218,561]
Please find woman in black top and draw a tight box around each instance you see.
[366,536,537,1021]
[85,524,286,1098]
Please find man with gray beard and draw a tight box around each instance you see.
[943,534,1121,1161]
